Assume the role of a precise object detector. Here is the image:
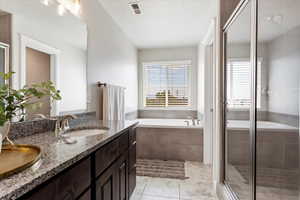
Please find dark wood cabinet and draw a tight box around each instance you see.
[78,190,91,200]
[128,126,137,198]
[96,163,117,200]
[96,153,128,200]
[20,127,136,200]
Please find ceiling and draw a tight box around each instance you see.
[98,0,217,48]
[228,0,300,43]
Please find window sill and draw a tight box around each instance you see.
[141,107,195,111]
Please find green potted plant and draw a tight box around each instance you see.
[0,72,61,148]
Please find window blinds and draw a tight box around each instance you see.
[143,61,191,107]
[227,59,261,107]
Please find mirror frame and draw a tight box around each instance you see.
[0,42,10,85]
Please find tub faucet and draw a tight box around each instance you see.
[184,120,190,126]
[197,119,201,125]
[192,119,196,126]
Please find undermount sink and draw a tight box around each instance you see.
[63,127,109,138]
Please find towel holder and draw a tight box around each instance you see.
[97,82,126,90]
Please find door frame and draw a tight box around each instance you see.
[202,18,216,166]
[0,42,10,85]
[19,34,61,116]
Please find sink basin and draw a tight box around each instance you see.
[63,128,108,138]
[0,144,41,179]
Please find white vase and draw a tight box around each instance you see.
[0,121,10,153]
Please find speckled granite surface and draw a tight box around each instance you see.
[0,119,138,200]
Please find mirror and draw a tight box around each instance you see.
[0,42,9,85]
[0,0,88,121]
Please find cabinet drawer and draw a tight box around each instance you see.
[23,180,57,200]
[95,131,129,177]
[56,157,91,200]
[119,131,129,153]
[129,128,136,146]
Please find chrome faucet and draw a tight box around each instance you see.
[55,114,77,137]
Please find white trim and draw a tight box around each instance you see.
[0,42,10,85]
[201,18,216,165]
[202,19,216,46]
[19,34,61,116]
[142,60,192,66]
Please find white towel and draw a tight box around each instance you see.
[100,84,125,121]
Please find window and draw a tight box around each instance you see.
[226,59,261,108]
[143,61,191,108]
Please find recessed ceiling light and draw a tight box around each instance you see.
[273,15,283,24]
[266,15,283,25]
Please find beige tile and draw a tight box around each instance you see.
[140,194,179,200]
[179,182,216,199]
[143,178,180,198]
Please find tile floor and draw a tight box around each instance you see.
[227,164,299,200]
[130,162,218,200]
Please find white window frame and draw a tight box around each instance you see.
[142,60,192,110]
[226,58,262,110]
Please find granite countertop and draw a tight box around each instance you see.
[0,119,138,200]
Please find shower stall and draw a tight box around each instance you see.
[223,0,300,199]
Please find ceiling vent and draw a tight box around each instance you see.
[130,2,141,14]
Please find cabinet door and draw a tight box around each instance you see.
[96,164,118,200]
[128,144,136,198]
[118,160,127,200]
[78,189,91,200]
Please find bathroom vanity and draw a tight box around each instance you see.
[0,120,137,200]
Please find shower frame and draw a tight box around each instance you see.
[221,0,258,199]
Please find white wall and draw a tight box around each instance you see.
[198,44,205,116]
[81,0,138,115]
[0,0,87,113]
[138,46,198,110]
[267,26,300,116]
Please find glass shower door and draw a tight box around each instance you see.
[224,1,252,199]
[256,0,300,199]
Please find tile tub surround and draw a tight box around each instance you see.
[0,120,138,200]
[136,127,203,162]
[130,162,218,200]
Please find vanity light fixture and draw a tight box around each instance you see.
[57,4,66,16]
[40,0,81,17]
[41,0,50,6]
[56,0,81,16]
